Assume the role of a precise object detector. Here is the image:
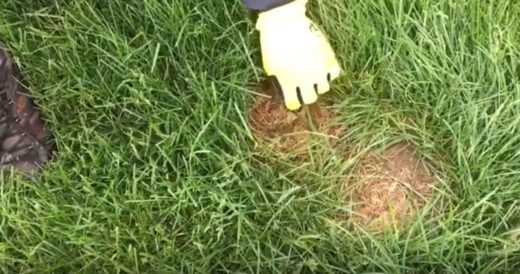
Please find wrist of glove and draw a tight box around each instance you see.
[255,0,341,111]
[256,0,307,28]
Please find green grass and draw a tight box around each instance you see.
[1,0,520,272]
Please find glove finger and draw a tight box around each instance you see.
[299,84,318,105]
[280,83,301,111]
[327,61,341,82]
[316,79,331,95]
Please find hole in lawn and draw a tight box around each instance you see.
[343,142,437,232]
[248,77,343,158]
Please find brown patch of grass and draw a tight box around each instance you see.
[248,78,437,233]
[248,77,343,157]
[344,143,436,232]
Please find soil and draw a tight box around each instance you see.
[248,77,343,157]
[344,143,436,232]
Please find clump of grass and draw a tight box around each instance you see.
[0,0,519,272]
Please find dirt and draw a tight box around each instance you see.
[248,77,343,157]
[344,143,436,232]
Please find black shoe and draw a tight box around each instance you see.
[0,43,55,176]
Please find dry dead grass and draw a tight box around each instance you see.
[248,78,437,233]
[344,143,436,232]
[248,77,343,157]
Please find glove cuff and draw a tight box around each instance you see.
[256,0,308,30]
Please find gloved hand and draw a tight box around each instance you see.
[256,0,341,110]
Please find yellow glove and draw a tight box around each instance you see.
[256,0,341,110]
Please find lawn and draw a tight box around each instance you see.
[1,0,520,272]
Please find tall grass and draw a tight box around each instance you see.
[0,0,519,272]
